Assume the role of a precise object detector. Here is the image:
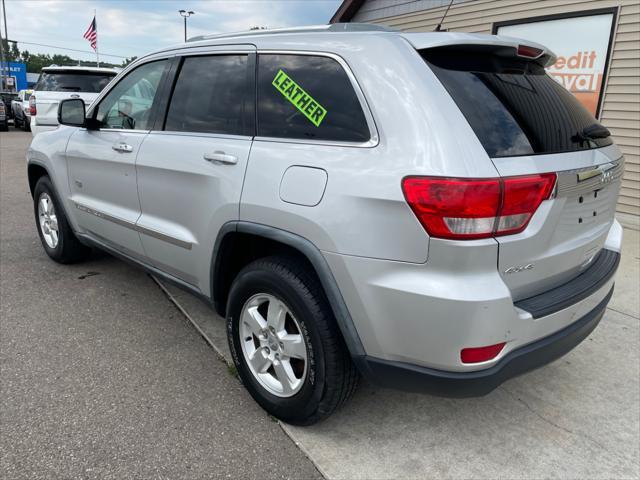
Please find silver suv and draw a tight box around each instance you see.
[27,24,623,425]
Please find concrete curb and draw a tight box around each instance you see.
[152,275,331,480]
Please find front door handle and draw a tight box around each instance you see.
[203,151,238,165]
[112,143,133,153]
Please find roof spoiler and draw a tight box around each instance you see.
[402,32,556,67]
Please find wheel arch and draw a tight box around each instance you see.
[27,160,82,241]
[27,162,51,198]
[211,221,365,357]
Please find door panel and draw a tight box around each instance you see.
[66,59,171,256]
[67,130,148,255]
[135,51,255,293]
[136,133,252,289]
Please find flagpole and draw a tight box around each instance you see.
[94,9,100,67]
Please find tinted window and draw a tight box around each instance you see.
[165,55,250,136]
[422,48,613,157]
[96,60,167,130]
[35,71,116,93]
[257,54,370,142]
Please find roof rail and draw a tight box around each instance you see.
[187,23,396,42]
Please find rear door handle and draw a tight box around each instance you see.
[112,143,133,153]
[203,151,238,165]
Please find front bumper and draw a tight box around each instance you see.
[354,286,613,396]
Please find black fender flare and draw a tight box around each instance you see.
[27,161,74,226]
[211,221,366,357]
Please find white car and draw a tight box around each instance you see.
[30,66,118,136]
[11,89,33,131]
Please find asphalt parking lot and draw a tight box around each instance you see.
[1,129,639,479]
[0,130,321,479]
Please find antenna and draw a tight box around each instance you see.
[434,0,455,32]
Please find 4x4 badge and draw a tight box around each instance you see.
[504,263,534,274]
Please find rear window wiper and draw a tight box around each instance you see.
[573,123,610,143]
[583,124,610,139]
[60,86,81,91]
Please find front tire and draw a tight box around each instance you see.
[227,256,358,425]
[33,176,90,263]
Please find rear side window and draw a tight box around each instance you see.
[35,70,116,93]
[257,54,370,143]
[422,48,613,158]
[165,55,251,136]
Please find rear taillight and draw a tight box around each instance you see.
[29,96,36,116]
[402,173,556,240]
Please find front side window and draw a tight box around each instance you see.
[257,54,370,143]
[165,55,250,136]
[95,60,168,130]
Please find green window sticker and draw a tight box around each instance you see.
[272,69,327,127]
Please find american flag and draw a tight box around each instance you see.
[83,16,97,51]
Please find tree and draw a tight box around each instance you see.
[3,41,130,72]
[10,41,19,60]
[1,39,18,62]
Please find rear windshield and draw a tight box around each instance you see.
[422,47,613,158]
[35,70,116,93]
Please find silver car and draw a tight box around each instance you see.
[27,24,623,425]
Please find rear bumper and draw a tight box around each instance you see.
[355,286,613,397]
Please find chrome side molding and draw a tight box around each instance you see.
[74,202,193,250]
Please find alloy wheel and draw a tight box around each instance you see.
[38,192,59,249]
[239,293,308,397]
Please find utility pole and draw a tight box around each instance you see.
[0,34,5,92]
[0,0,7,91]
[178,10,195,43]
[2,0,7,42]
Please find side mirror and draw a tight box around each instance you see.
[58,98,87,127]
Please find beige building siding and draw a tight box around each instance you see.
[362,0,640,217]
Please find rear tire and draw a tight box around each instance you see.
[33,176,90,264]
[227,255,358,425]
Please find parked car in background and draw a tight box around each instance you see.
[30,66,118,136]
[12,89,33,131]
[27,25,623,425]
[0,92,18,128]
[0,101,8,131]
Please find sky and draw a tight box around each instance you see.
[2,0,343,63]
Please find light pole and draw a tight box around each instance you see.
[178,10,194,43]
